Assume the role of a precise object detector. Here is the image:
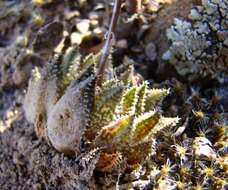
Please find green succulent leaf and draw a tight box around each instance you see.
[115,64,134,85]
[47,53,63,80]
[131,111,160,144]
[94,114,133,147]
[153,116,179,134]
[61,47,81,90]
[90,79,125,132]
[117,86,137,115]
[134,82,148,116]
[144,88,169,112]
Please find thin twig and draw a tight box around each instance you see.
[96,0,122,86]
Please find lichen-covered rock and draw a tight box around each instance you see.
[24,46,178,171]
[163,0,228,83]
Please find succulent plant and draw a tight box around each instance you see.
[163,0,228,83]
[23,46,178,171]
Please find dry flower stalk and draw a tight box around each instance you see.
[96,0,122,86]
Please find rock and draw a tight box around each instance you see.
[145,42,157,61]
[193,137,217,161]
[33,21,64,55]
[76,19,90,34]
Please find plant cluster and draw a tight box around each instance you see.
[147,81,228,190]
[24,47,178,172]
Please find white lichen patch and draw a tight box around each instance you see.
[163,0,228,82]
